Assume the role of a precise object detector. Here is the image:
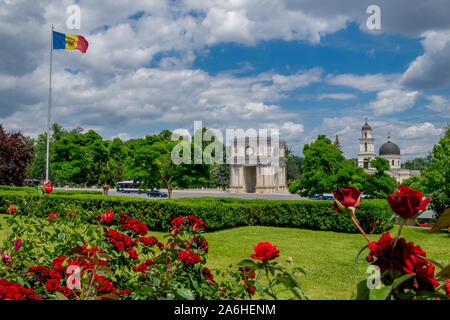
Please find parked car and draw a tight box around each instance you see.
[310,193,334,200]
[147,190,168,198]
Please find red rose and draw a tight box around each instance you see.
[6,205,16,215]
[387,185,430,219]
[186,253,201,265]
[177,250,190,261]
[443,279,450,296]
[203,267,215,283]
[115,241,125,251]
[128,249,138,260]
[119,289,132,296]
[58,286,72,297]
[333,186,361,213]
[244,280,256,295]
[102,211,114,225]
[250,242,279,261]
[172,217,184,227]
[367,233,439,292]
[132,263,148,272]
[45,279,59,292]
[139,236,158,246]
[145,259,156,266]
[43,182,53,194]
[47,212,59,223]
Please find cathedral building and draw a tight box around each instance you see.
[357,119,412,183]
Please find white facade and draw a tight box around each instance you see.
[357,120,412,183]
[229,137,288,194]
[357,120,376,169]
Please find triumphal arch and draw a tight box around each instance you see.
[229,136,287,194]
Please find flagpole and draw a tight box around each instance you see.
[45,25,54,183]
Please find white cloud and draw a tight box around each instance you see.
[401,30,450,90]
[400,122,444,139]
[326,73,401,92]
[272,68,322,91]
[425,95,450,116]
[368,89,420,116]
[317,93,357,100]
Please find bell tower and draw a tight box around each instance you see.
[358,118,376,169]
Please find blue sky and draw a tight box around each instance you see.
[1,1,449,160]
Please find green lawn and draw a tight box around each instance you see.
[201,226,450,300]
[1,216,448,300]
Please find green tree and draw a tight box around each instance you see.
[27,123,75,181]
[421,125,450,218]
[285,146,304,182]
[370,157,390,174]
[89,138,127,195]
[356,157,397,199]
[51,130,103,185]
[289,135,363,197]
[401,175,425,192]
[127,131,211,199]
[360,173,397,199]
[403,156,432,171]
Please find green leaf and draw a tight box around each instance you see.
[237,259,259,270]
[256,270,263,281]
[292,266,309,277]
[355,280,370,300]
[176,288,195,300]
[292,287,307,300]
[429,208,450,232]
[286,271,302,289]
[55,292,69,300]
[369,286,392,300]
[254,282,266,299]
[392,273,415,289]
[273,263,285,271]
[437,264,450,278]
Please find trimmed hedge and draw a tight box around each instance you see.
[0,186,102,196]
[0,192,394,234]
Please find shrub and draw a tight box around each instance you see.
[0,186,102,196]
[0,192,394,234]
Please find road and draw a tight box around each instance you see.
[111,189,308,200]
[57,187,306,200]
[55,187,435,219]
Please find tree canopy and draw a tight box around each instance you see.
[0,124,34,186]
[289,135,363,197]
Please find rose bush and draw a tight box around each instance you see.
[0,187,309,301]
[333,185,450,300]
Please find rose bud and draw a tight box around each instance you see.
[43,182,53,194]
[14,238,22,251]
[333,186,362,216]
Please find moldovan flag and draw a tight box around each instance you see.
[53,31,88,53]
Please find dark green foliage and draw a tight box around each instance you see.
[0,192,394,234]
[403,156,431,171]
[289,135,363,196]
[0,186,102,195]
[215,163,230,190]
[370,157,390,174]
[285,146,304,182]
